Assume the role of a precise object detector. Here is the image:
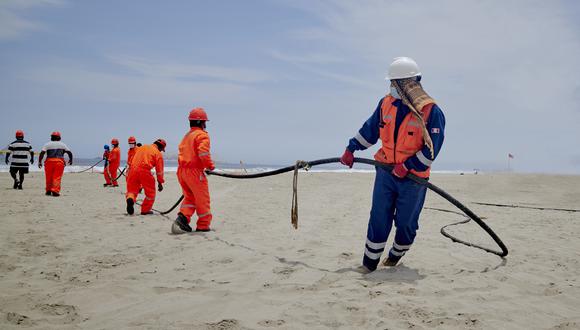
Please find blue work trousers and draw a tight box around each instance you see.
[363,166,427,270]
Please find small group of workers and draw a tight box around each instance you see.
[5,56,443,271]
[102,138,121,187]
[121,107,215,234]
[5,131,74,196]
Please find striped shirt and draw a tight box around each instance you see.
[41,141,70,159]
[7,140,33,168]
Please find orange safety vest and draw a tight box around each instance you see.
[374,95,434,178]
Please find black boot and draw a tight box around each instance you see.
[13,180,19,189]
[17,183,23,190]
[45,191,52,196]
[126,198,135,215]
[173,213,192,233]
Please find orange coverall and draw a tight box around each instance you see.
[125,144,164,214]
[126,146,137,182]
[177,127,215,230]
[104,146,121,185]
[45,159,65,194]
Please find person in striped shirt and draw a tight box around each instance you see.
[5,130,34,190]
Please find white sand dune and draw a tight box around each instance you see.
[1,171,579,329]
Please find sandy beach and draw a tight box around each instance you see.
[1,171,579,329]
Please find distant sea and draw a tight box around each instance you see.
[0,158,480,175]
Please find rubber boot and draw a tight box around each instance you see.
[382,256,401,267]
[126,198,135,215]
[172,213,192,234]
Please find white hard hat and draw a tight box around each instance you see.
[386,57,421,80]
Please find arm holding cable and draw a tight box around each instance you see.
[341,98,383,168]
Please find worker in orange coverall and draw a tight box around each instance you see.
[126,136,137,169]
[125,139,166,215]
[104,138,121,187]
[126,136,138,182]
[172,107,215,233]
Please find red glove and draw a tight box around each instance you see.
[340,149,354,168]
[392,163,408,178]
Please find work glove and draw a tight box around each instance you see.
[158,183,164,192]
[340,149,354,168]
[68,160,73,165]
[392,163,409,178]
[38,163,43,169]
[30,158,34,165]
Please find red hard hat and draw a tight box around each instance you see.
[128,136,136,144]
[15,130,24,138]
[154,138,167,151]
[111,138,119,145]
[188,107,209,121]
[51,131,61,137]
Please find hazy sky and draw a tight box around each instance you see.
[2,0,580,173]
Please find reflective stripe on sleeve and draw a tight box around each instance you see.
[416,151,433,167]
[355,133,372,148]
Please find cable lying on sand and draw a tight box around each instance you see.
[206,157,509,258]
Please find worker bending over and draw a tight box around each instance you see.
[172,107,215,233]
[125,139,166,215]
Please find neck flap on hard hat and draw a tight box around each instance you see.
[396,79,435,113]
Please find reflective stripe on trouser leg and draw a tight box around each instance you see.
[178,168,212,230]
[388,177,427,261]
[363,166,397,271]
[177,170,197,223]
[125,170,141,201]
[139,170,156,213]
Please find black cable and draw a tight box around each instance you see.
[70,159,104,174]
[113,166,127,181]
[207,157,509,258]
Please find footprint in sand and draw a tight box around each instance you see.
[205,318,240,329]
[35,303,80,324]
[257,319,286,327]
[6,312,34,326]
[273,266,295,278]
